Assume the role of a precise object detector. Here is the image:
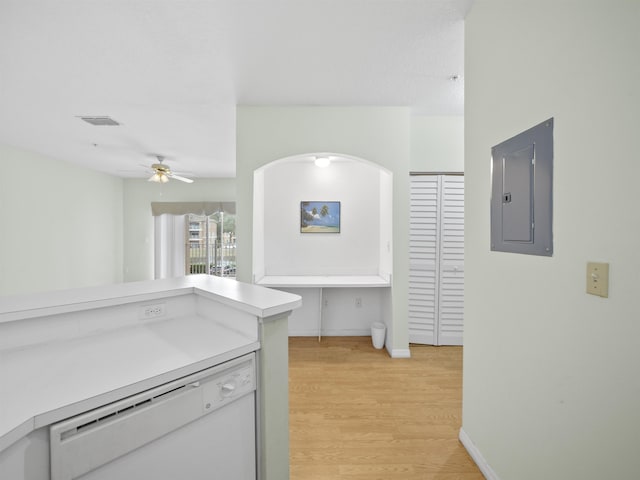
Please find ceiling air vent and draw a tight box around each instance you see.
[78,116,121,126]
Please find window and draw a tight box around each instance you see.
[152,202,236,279]
[185,212,236,277]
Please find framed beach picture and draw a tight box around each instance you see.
[300,201,341,233]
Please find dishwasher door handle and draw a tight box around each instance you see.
[221,383,236,396]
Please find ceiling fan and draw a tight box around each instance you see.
[148,156,194,184]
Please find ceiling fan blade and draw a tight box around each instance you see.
[169,173,194,184]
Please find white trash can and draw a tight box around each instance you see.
[371,322,386,349]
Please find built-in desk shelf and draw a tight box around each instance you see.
[254,275,391,341]
[254,275,391,288]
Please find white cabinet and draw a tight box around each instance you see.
[409,174,464,345]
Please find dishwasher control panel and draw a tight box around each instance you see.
[201,360,255,413]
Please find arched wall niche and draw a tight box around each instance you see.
[252,152,393,287]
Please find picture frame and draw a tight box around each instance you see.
[300,201,341,233]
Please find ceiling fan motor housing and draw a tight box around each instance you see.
[151,163,171,174]
[148,156,193,183]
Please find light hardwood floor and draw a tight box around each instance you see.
[289,336,483,480]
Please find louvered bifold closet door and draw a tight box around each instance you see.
[437,176,464,345]
[409,176,440,345]
[409,175,464,346]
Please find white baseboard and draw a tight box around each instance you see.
[458,427,500,480]
[390,348,411,358]
[287,333,411,359]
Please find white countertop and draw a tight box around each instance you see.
[0,276,301,453]
[0,275,302,324]
[254,274,391,288]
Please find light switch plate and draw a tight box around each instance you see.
[586,262,609,298]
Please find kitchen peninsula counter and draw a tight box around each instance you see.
[0,275,301,480]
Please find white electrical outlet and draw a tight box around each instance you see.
[139,303,166,319]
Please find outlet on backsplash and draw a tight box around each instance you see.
[139,303,166,320]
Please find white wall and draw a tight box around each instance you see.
[262,160,381,276]
[284,286,383,337]
[122,178,236,282]
[463,2,640,479]
[411,115,464,172]
[0,144,123,295]
[0,145,235,293]
[236,107,410,353]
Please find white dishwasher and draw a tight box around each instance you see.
[50,353,256,480]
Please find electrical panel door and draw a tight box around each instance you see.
[491,118,553,256]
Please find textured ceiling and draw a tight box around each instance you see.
[0,0,473,178]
